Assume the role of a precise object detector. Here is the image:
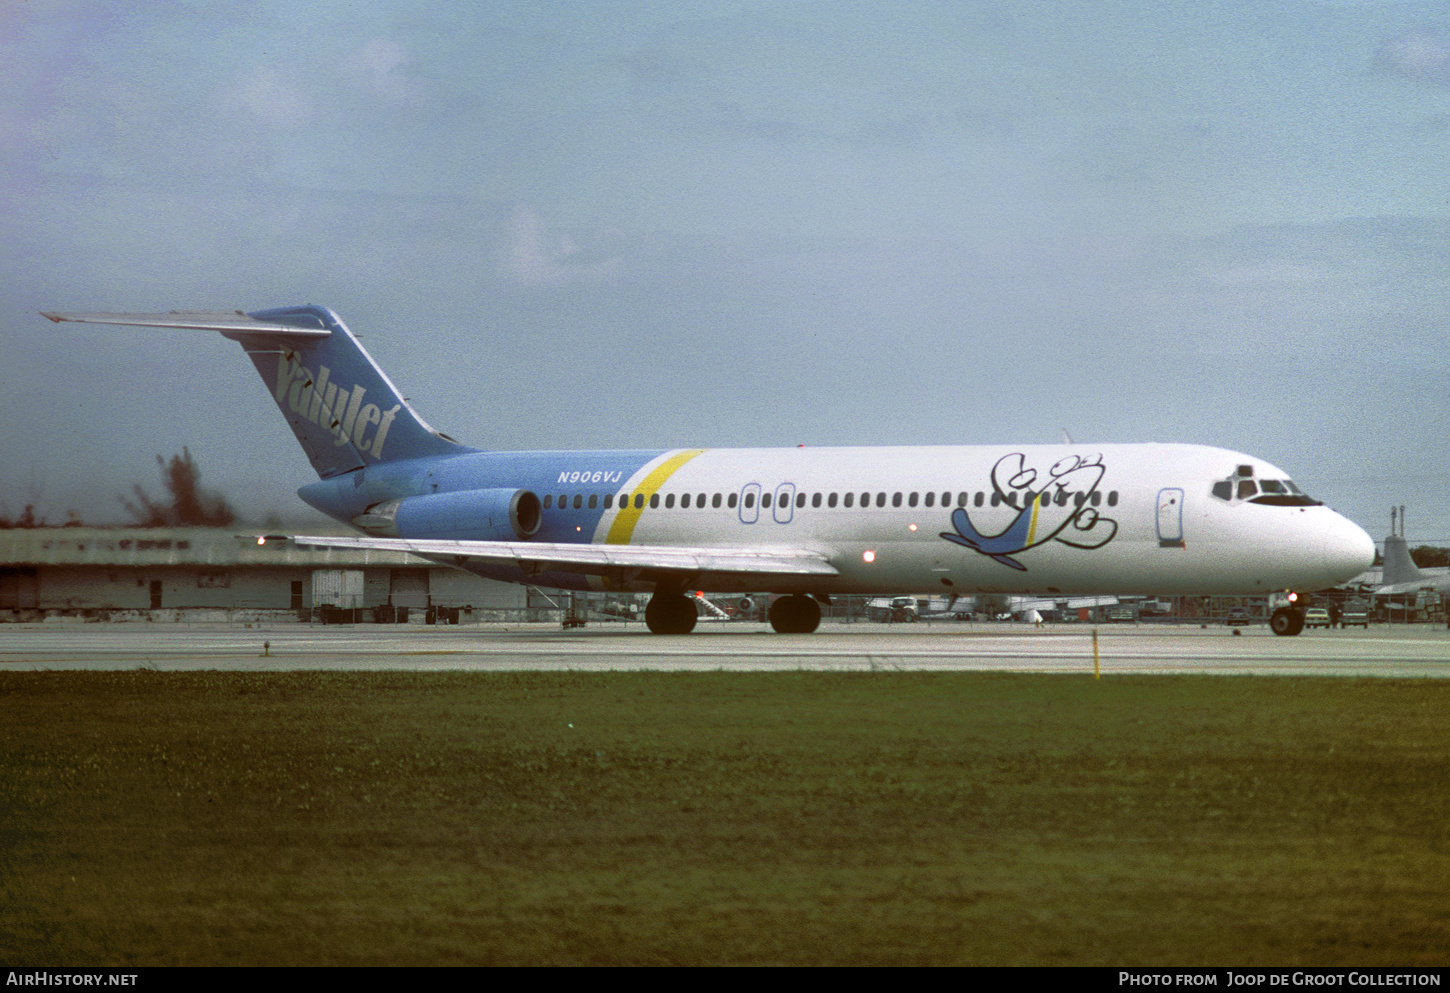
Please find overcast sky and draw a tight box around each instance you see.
[3,0,1449,543]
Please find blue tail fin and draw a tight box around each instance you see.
[42,305,472,477]
[236,305,468,476]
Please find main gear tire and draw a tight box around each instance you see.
[646,593,698,634]
[768,594,822,634]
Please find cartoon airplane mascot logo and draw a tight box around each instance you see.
[940,453,1118,571]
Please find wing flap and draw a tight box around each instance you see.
[40,311,329,337]
[292,534,839,577]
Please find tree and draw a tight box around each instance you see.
[1410,546,1450,569]
[0,504,44,529]
[121,448,235,527]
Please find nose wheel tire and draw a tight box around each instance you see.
[1270,607,1305,637]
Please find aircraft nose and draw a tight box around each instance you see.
[1322,514,1375,585]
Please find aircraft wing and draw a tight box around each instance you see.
[291,534,840,579]
[1374,576,1450,596]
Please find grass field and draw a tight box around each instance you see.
[1,669,1446,966]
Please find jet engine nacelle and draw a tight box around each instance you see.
[353,488,542,541]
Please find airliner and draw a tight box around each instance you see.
[42,304,1374,636]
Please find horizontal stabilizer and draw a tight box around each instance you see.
[46,304,470,477]
[292,534,840,578]
[40,311,330,337]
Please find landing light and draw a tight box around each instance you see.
[863,550,876,563]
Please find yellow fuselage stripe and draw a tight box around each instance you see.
[1026,492,1042,546]
[605,449,707,545]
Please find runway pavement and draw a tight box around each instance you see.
[3,619,1449,675]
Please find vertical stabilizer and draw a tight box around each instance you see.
[234,306,469,477]
[1380,535,1427,587]
[43,305,473,479]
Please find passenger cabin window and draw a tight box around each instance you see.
[588,494,598,509]
[543,495,553,509]
[634,493,644,509]
[728,493,738,508]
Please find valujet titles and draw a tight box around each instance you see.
[275,352,402,459]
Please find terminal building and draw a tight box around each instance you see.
[0,527,535,623]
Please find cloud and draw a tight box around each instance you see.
[1375,29,1450,87]
[345,38,423,106]
[498,206,624,287]
[229,68,312,126]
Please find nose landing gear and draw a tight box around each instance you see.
[1270,606,1305,637]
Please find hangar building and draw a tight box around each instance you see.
[0,527,533,622]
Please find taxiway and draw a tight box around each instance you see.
[2,621,1447,676]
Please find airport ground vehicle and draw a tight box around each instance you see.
[1226,606,1252,626]
[1304,607,1332,628]
[867,596,920,622]
[1339,602,1370,628]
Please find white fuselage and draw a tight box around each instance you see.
[426,442,1374,597]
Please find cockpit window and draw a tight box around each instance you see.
[1214,475,1322,506]
[1251,478,1322,506]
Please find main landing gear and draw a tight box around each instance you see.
[642,591,823,634]
[644,592,697,635]
[768,594,821,634]
[1270,607,1305,637]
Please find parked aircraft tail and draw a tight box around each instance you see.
[42,305,470,477]
[1380,534,1427,587]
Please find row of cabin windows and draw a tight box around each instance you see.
[541,489,1120,512]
